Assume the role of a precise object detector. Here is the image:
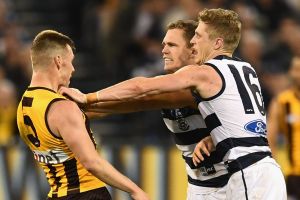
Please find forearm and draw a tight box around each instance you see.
[85,90,196,115]
[86,75,186,103]
[86,77,145,104]
[85,111,110,119]
[85,101,142,114]
[89,157,142,195]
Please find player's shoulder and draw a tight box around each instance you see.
[177,64,212,72]
[47,99,84,130]
[177,64,218,80]
[49,99,81,116]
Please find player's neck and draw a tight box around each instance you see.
[206,50,232,62]
[30,72,59,92]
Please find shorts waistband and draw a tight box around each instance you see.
[226,151,272,174]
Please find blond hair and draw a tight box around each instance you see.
[198,8,241,52]
[31,30,75,68]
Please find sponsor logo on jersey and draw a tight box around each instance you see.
[244,119,266,135]
[199,166,216,176]
[32,149,69,164]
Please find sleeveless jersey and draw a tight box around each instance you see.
[16,87,106,198]
[276,89,300,175]
[192,55,271,174]
[162,106,229,188]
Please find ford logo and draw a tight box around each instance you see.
[244,120,266,135]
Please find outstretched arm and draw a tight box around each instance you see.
[60,65,213,105]
[87,68,196,103]
[47,100,149,200]
[62,89,197,119]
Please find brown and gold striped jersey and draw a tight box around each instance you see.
[16,87,106,198]
[276,89,300,176]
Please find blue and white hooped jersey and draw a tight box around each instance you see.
[161,106,229,188]
[193,55,271,174]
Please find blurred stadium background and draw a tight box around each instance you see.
[0,0,299,199]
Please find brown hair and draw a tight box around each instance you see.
[167,19,198,48]
[31,30,75,67]
[198,8,241,52]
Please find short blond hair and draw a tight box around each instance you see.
[31,30,75,68]
[198,8,241,52]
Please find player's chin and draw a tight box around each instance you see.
[164,65,177,73]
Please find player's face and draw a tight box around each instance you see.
[59,45,75,87]
[190,22,215,65]
[162,29,194,73]
[289,57,300,87]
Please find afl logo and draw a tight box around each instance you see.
[244,119,266,135]
[177,118,190,131]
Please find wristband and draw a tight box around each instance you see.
[86,92,99,104]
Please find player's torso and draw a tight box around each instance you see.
[193,56,271,167]
[16,87,105,198]
[162,107,229,188]
[277,90,300,175]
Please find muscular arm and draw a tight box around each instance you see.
[85,89,197,115]
[267,98,281,159]
[86,65,220,104]
[47,100,148,199]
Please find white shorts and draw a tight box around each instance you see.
[187,183,226,200]
[226,156,287,200]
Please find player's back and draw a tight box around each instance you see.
[16,87,106,198]
[193,55,271,172]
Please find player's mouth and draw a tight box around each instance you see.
[191,48,198,56]
[164,57,173,62]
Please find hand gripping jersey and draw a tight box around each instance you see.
[192,55,272,174]
[161,107,229,189]
[16,87,106,198]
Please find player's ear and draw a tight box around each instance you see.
[215,38,223,50]
[54,55,62,69]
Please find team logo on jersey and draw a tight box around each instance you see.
[174,109,190,131]
[244,120,266,135]
[177,118,190,131]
